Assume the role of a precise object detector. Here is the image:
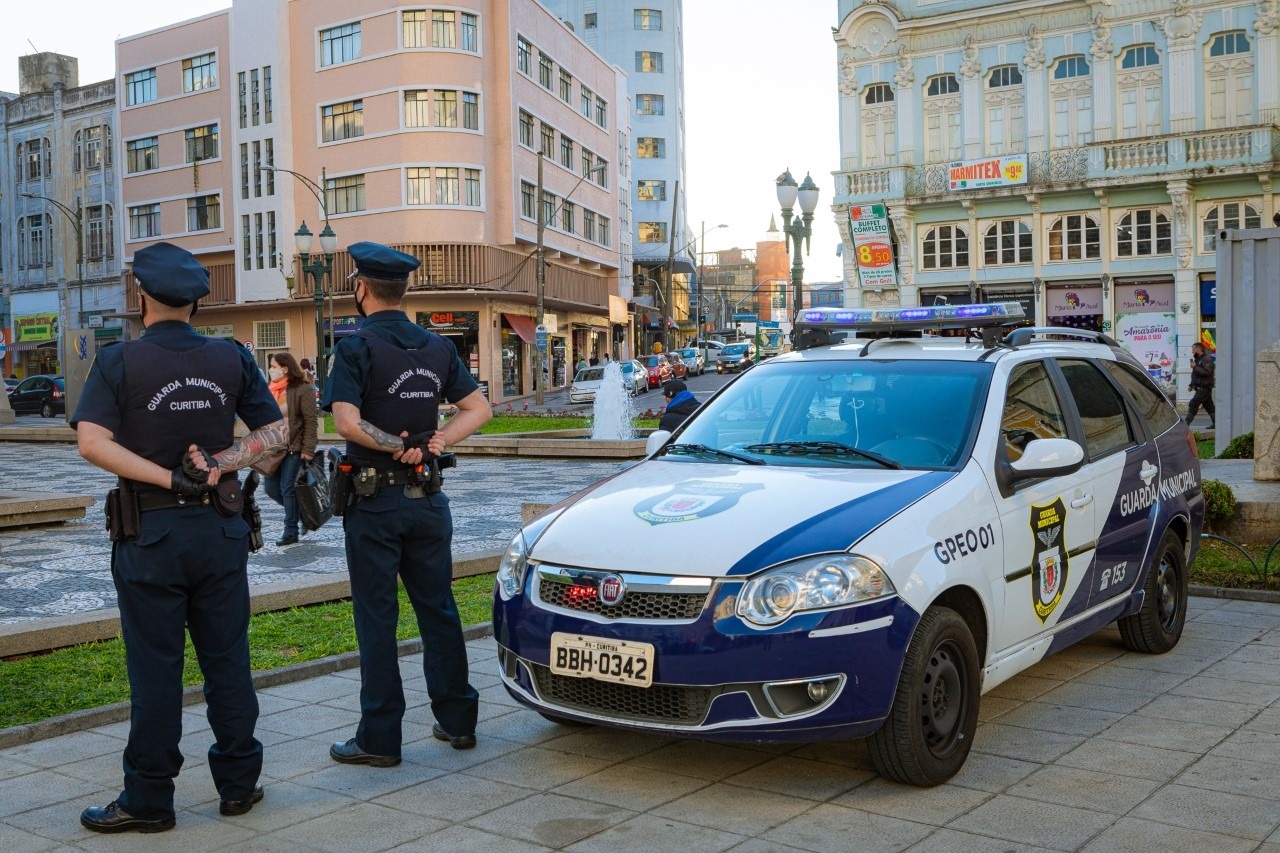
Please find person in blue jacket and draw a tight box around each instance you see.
[659,379,699,432]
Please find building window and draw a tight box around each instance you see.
[561,200,575,234]
[924,74,961,163]
[1202,202,1261,251]
[182,52,217,93]
[403,10,427,47]
[80,126,106,170]
[84,205,114,261]
[518,109,534,146]
[1048,214,1101,260]
[436,167,460,205]
[432,10,456,47]
[637,136,665,158]
[861,83,896,167]
[462,91,479,130]
[521,181,536,218]
[322,100,364,142]
[1116,209,1172,257]
[325,174,366,214]
[320,22,361,67]
[983,220,1032,265]
[407,167,431,205]
[129,204,161,240]
[125,68,157,106]
[560,135,574,169]
[464,168,481,206]
[541,190,556,227]
[20,215,47,267]
[242,216,252,271]
[255,320,287,350]
[639,221,667,243]
[585,13,597,29]
[540,122,555,157]
[1118,45,1162,137]
[268,211,277,267]
[127,137,158,174]
[634,9,662,30]
[406,90,431,127]
[264,138,274,193]
[240,143,249,199]
[637,179,666,201]
[600,216,610,247]
[595,96,607,127]
[252,141,262,197]
[580,85,592,117]
[435,90,458,127]
[636,94,663,116]
[185,124,218,162]
[1206,32,1254,128]
[187,195,221,232]
[462,13,478,51]
[517,36,531,75]
[250,68,260,125]
[539,52,553,88]
[921,224,969,270]
[636,51,663,73]
[264,66,273,122]
[238,71,247,127]
[254,212,265,268]
[985,65,1024,156]
[583,209,596,241]
[560,69,573,102]
[1050,56,1092,147]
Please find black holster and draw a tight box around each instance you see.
[106,478,141,542]
[242,472,264,552]
[331,461,353,517]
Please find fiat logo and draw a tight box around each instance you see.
[598,574,626,606]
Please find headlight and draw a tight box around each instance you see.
[495,531,530,600]
[736,554,894,626]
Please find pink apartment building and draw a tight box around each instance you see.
[116,0,629,401]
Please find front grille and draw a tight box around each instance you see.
[531,663,713,725]
[538,576,707,621]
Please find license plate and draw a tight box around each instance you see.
[550,632,654,688]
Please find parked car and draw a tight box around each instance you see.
[642,354,674,388]
[10,375,65,417]
[3,378,18,396]
[620,360,649,395]
[716,342,755,374]
[668,352,689,379]
[676,347,705,376]
[570,363,647,403]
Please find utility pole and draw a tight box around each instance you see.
[535,153,547,406]
[663,180,680,352]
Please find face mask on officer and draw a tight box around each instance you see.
[354,280,368,318]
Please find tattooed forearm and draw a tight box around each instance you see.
[358,419,406,453]
[214,419,290,472]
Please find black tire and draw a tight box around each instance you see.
[40,401,54,418]
[868,607,980,787]
[1117,529,1187,654]
[538,711,593,728]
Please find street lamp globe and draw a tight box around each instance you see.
[798,172,821,215]
[294,221,314,255]
[318,223,338,255]
[775,169,798,209]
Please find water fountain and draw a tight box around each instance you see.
[589,361,635,440]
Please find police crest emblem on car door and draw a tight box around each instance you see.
[1031,498,1069,622]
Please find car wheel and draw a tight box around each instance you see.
[537,711,594,728]
[1117,529,1187,654]
[40,401,54,418]
[868,606,980,787]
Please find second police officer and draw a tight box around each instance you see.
[323,242,492,766]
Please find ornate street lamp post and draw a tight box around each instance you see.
[294,221,337,394]
[21,192,83,358]
[775,169,821,332]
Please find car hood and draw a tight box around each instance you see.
[530,459,954,577]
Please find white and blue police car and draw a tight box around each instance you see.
[493,303,1204,786]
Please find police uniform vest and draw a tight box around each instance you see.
[345,327,453,470]
[119,339,243,468]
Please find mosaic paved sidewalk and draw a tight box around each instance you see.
[0,443,620,625]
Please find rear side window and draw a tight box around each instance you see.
[1102,361,1180,436]
[1002,362,1068,462]
[1058,359,1138,459]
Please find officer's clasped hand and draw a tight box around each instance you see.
[170,468,212,498]
[182,445,218,481]
[401,430,435,453]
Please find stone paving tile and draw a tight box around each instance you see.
[944,751,1039,793]
[4,731,125,771]
[0,770,104,819]
[991,700,1125,737]
[0,821,58,853]
[288,759,443,801]
[1097,713,1234,753]
[259,675,362,705]
[1055,737,1199,783]
[1034,680,1160,715]
[1245,706,1280,734]
[1070,661,1190,695]
[947,793,1113,850]
[1018,655,1103,682]
[985,673,1064,702]
[534,725,673,763]
[272,801,450,852]
[255,703,358,739]
[383,825,553,852]
[625,740,776,781]
[1208,728,1280,765]
[1168,673,1280,707]
[723,839,811,853]
[210,837,328,852]
[464,791,634,849]
[1134,693,1264,728]
[1106,646,1231,676]
[903,827,1060,853]
[1175,753,1280,802]
[721,756,872,803]
[373,773,536,822]
[1208,659,1280,687]
[1078,816,1257,853]
[787,739,877,772]
[1129,782,1279,841]
[188,778,360,834]
[0,755,41,782]
[760,802,935,853]
[972,721,1086,763]
[565,813,748,853]
[400,732,526,774]
[833,778,989,825]
[71,812,257,851]
[463,744,613,791]
[1008,764,1160,813]
[552,764,711,812]
[1182,619,1274,644]
[650,782,816,837]
[975,695,1021,722]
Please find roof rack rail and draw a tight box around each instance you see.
[1003,326,1120,348]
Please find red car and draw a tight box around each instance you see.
[642,354,674,388]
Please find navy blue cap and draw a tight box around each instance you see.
[132,242,210,307]
[349,241,420,282]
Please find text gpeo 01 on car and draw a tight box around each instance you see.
[493,303,1203,786]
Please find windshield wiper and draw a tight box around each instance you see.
[664,443,765,465]
[743,441,902,470]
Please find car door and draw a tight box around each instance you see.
[990,359,1100,653]
[11,378,39,413]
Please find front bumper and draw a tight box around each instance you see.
[492,575,919,742]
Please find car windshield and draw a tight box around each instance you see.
[679,349,697,358]
[723,344,749,355]
[644,357,663,366]
[574,368,605,382]
[620,363,636,373]
[669,359,993,469]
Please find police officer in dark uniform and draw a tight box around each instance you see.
[1186,341,1216,428]
[324,242,492,766]
[73,242,288,833]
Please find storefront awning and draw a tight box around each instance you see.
[503,313,538,343]
[7,341,56,352]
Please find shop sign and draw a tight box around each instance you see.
[15,313,59,343]
[1199,279,1216,316]
[1114,282,1173,313]
[847,204,898,290]
[415,311,479,332]
[948,154,1027,190]
[1115,313,1178,398]
[194,324,236,339]
[1046,287,1103,316]
[325,315,363,336]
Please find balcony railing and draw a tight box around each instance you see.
[124,260,238,311]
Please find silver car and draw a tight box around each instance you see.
[569,361,648,403]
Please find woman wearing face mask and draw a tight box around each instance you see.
[263,352,317,546]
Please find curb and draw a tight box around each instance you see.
[1189,584,1280,604]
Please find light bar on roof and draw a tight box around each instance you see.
[797,301,1025,332]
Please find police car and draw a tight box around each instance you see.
[492,303,1203,786]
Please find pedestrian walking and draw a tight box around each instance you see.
[576,355,589,373]
[323,242,491,766]
[262,352,318,547]
[659,379,699,432]
[299,357,317,387]
[72,242,288,833]
[589,354,600,366]
[1186,342,1216,428]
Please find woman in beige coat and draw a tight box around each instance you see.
[263,352,318,546]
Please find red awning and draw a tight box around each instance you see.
[503,313,537,343]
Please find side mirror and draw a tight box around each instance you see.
[997,438,1085,496]
[645,430,672,457]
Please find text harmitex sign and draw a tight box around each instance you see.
[948,155,1027,190]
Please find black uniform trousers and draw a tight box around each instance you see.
[1186,384,1216,425]
[343,486,478,756]
[112,503,261,820]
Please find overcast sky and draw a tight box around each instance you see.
[3,1,845,283]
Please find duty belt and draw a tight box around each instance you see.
[136,491,214,512]
[371,467,419,486]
